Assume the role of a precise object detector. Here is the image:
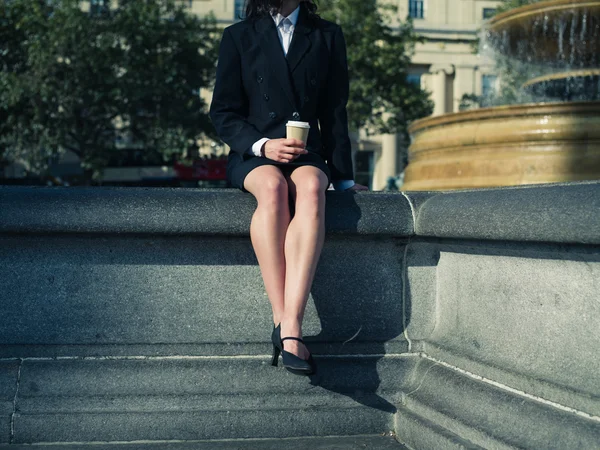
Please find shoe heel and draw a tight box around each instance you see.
[271,344,280,366]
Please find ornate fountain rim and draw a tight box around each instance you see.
[487,0,600,32]
[522,69,600,90]
[408,101,600,134]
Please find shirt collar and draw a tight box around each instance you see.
[271,4,300,28]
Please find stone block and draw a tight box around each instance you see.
[415,181,600,244]
[429,242,600,410]
[0,235,405,348]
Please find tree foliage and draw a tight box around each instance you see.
[495,0,534,14]
[318,0,433,138]
[0,0,219,182]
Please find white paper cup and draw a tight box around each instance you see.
[286,121,310,143]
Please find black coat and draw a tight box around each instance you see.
[209,3,354,182]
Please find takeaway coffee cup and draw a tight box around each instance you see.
[286,120,310,145]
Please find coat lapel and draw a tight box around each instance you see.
[256,16,298,109]
[286,5,313,74]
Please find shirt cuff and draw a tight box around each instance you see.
[332,180,355,191]
[251,138,270,157]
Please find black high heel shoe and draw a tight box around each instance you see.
[271,323,282,367]
[271,324,315,376]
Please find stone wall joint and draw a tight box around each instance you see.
[9,358,22,444]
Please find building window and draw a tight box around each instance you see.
[409,0,424,19]
[482,75,497,97]
[234,0,245,20]
[482,8,496,19]
[406,74,422,86]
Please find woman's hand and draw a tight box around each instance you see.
[263,138,308,162]
[346,183,369,191]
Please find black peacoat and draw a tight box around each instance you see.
[209,2,354,183]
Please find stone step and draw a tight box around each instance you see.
[1,434,406,449]
[2,356,415,444]
[399,362,600,449]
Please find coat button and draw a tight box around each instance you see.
[292,112,300,119]
[263,93,269,101]
[257,76,264,83]
[304,95,309,102]
[269,112,277,119]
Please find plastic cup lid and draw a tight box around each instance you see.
[286,121,310,128]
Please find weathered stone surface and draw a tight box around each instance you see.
[402,362,600,449]
[0,234,405,347]
[3,435,406,449]
[16,357,413,402]
[0,186,413,237]
[428,242,600,411]
[3,183,600,448]
[0,340,411,359]
[11,356,409,443]
[0,417,9,446]
[0,361,19,444]
[0,362,18,410]
[14,405,393,443]
[402,242,439,341]
[415,181,600,244]
[394,407,482,450]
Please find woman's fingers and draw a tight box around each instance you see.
[281,146,307,155]
[276,146,306,162]
[263,138,308,162]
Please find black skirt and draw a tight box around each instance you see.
[226,150,332,193]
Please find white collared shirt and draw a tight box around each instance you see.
[271,5,300,56]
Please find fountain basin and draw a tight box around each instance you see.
[403,102,600,191]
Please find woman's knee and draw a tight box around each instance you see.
[296,172,327,199]
[294,175,327,216]
[256,174,289,210]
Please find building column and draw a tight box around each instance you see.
[424,64,455,116]
[372,133,397,191]
[454,65,477,112]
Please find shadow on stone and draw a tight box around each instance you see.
[303,192,406,414]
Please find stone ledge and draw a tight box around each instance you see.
[0,186,414,237]
[413,181,600,244]
[1,435,406,449]
[3,182,598,243]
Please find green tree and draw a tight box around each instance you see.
[319,0,433,139]
[495,0,532,14]
[0,0,219,183]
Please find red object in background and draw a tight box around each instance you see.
[174,159,227,181]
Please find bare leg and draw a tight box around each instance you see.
[280,166,329,359]
[243,165,291,326]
